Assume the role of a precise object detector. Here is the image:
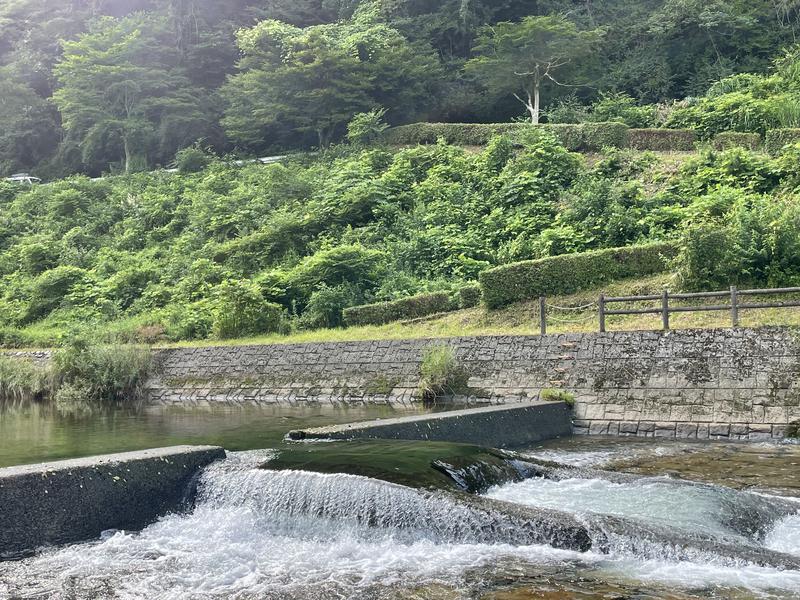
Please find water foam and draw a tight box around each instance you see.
[3,451,800,599]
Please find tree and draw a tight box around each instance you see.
[466,15,601,124]
[0,73,61,176]
[222,14,439,149]
[53,14,210,173]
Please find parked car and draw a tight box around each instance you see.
[5,173,41,185]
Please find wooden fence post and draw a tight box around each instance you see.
[731,285,739,328]
[599,294,606,333]
[539,296,547,336]
[662,290,670,331]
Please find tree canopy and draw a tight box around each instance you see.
[3,0,800,176]
[467,16,601,124]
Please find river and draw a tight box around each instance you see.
[1,405,799,599]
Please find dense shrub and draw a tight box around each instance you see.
[383,122,629,151]
[765,129,800,155]
[479,242,678,309]
[589,93,657,128]
[343,292,454,327]
[174,145,212,174]
[0,355,53,404]
[211,279,286,340]
[625,129,697,151]
[713,132,762,151]
[347,109,389,146]
[458,284,482,309]
[674,197,800,291]
[299,283,360,329]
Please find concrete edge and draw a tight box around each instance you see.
[0,445,226,558]
[286,401,573,448]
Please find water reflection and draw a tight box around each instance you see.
[0,402,426,468]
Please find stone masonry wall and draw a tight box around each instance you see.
[147,327,800,441]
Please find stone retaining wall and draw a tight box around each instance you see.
[147,328,800,440]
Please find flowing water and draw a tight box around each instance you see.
[2,408,800,599]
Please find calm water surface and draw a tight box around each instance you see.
[0,403,427,468]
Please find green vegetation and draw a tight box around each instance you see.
[0,339,152,411]
[0,130,800,346]
[344,292,454,328]
[8,1,800,178]
[480,243,677,309]
[540,389,576,407]
[3,1,800,352]
[384,122,629,151]
[418,345,470,402]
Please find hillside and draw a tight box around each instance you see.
[4,1,800,178]
[1,125,799,349]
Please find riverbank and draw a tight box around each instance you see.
[146,327,800,441]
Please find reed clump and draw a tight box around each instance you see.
[418,345,470,402]
[0,339,152,411]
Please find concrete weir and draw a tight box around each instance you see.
[0,446,225,559]
[287,401,573,447]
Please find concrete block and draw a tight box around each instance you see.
[0,446,225,559]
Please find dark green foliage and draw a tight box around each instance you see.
[674,195,800,291]
[458,284,483,309]
[765,129,800,155]
[343,292,455,327]
[211,279,286,340]
[174,146,213,174]
[300,283,361,329]
[625,129,697,151]
[383,122,629,151]
[714,132,762,151]
[589,93,657,128]
[479,243,678,309]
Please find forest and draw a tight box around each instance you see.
[1,0,800,348]
[4,0,800,177]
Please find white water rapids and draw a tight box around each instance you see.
[1,449,799,599]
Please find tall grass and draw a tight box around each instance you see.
[417,345,470,402]
[0,356,54,406]
[0,341,153,411]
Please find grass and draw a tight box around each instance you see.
[162,273,800,349]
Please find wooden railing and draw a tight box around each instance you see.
[538,286,800,335]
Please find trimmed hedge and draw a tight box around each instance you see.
[384,122,706,153]
[765,129,800,155]
[625,129,697,151]
[343,292,454,327]
[713,132,762,151]
[479,242,679,309]
[383,122,629,152]
[458,284,483,309]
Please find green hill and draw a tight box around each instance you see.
[1,127,799,348]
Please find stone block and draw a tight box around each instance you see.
[709,424,730,437]
[676,423,698,439]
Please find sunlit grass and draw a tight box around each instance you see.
[166,273,800,349]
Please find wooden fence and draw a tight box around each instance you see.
[538,286,800,335]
